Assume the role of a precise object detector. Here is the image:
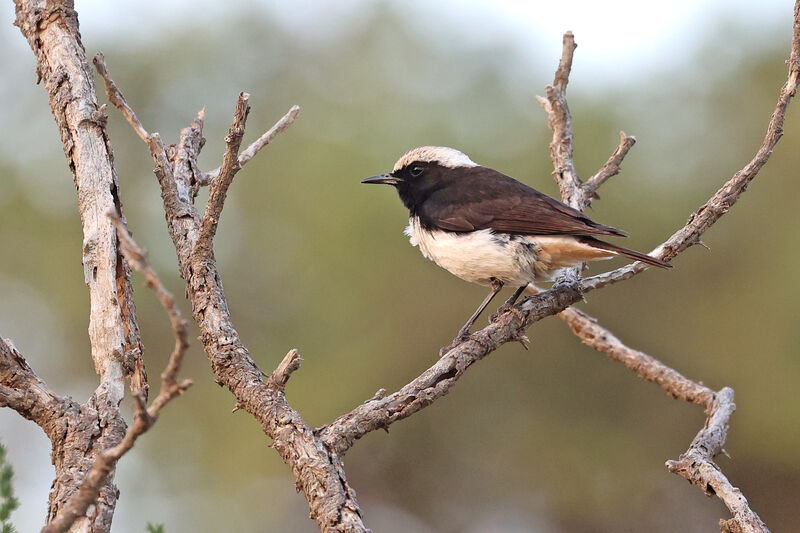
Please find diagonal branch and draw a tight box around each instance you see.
[199,105,300,186]
[317,281,582,454]
[583,131,637,199]
[194,93,250,260]
[93,52,150,143]
[42,216,193,533]
[322,9,797,529]
[533,19,797,533]
[583,2,799,291]
[0,338,64,430]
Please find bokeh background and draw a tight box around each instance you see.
[1,1,799,531]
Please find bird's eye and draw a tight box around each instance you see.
[409,165,424,177]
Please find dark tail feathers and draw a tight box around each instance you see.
[579,236,672,269]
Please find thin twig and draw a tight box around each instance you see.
[199,105,300,186]
[269,349,302,390]
[536,20,796,532]
[583,131,637,198]
[194,93,250,260]
[667,388,768,533]
[559,305,767,532]
[109,212,192,406]
[582,3,799,291]
[537,31,583,207]
[42,217,193,533]
[559,307,712,405]
[93,52,151,143]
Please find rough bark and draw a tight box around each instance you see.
[3,0,795,531]
[11,0,143,530]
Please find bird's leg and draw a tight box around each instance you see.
[440,279,504,357]
[502,284,528,309]
[490,283,529,326]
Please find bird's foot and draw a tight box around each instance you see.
[439,328,472,357]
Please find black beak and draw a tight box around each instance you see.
[361,173,401,185]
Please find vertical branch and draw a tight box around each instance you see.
[13,1,145,531]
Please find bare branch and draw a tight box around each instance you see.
[559,307,712,405]
[43,217,193,533]
[537,31,583,207]
[583,5,800,290]
[558,305,767,532]
[668,389,768,533]
[93,52,151,143]
[109,212,192,406]
[0,338,64,429]
[532,22,797,531]
[583,131,637,198]
[318,282,582,454]
[193,93,251,259]
[269,349,302,389]
[97,64,363,529]
[14,2,148,529]
[554,31,576,92]
[199,105,301,185]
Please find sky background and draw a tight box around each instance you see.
[1,1,798,532]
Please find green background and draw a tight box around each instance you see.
[1,2,798,532]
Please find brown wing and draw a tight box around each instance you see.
[418,166,627,237]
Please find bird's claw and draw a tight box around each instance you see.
[439,329,472,357]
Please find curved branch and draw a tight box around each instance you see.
[42,216,193,533]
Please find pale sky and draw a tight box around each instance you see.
[2,0,787,80]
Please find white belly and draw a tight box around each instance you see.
[404,217,539,286]
[404,217,610,286]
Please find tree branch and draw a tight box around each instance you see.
[194,93,250,260]
[325,9,797,528]
[93,57,372,533]
[582,1,799,291]
[199,105,300,186]
[0,338,64,429]
[533,21,796,532]
[583,131,637,198]
[42,216,193,533]
[13,1,147,529]
[91,2,800,529]
[536,31,583,208]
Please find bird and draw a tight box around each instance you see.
[362,146,671,341]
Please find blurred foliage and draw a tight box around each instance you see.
[145,524,164,533]
[0,3,798,533]
[0,442,19,533]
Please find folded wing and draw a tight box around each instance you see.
[418,166,627,237]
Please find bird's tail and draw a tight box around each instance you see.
[578,236,672,269]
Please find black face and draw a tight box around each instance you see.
[385,161,455,213]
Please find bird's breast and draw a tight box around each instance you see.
[404,217,542,286]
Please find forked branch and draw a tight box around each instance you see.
[41,216,193,533]
[89,3,800,531]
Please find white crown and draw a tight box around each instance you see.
[393,146,478,172]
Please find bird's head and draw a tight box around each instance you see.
[362,146,477,210]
